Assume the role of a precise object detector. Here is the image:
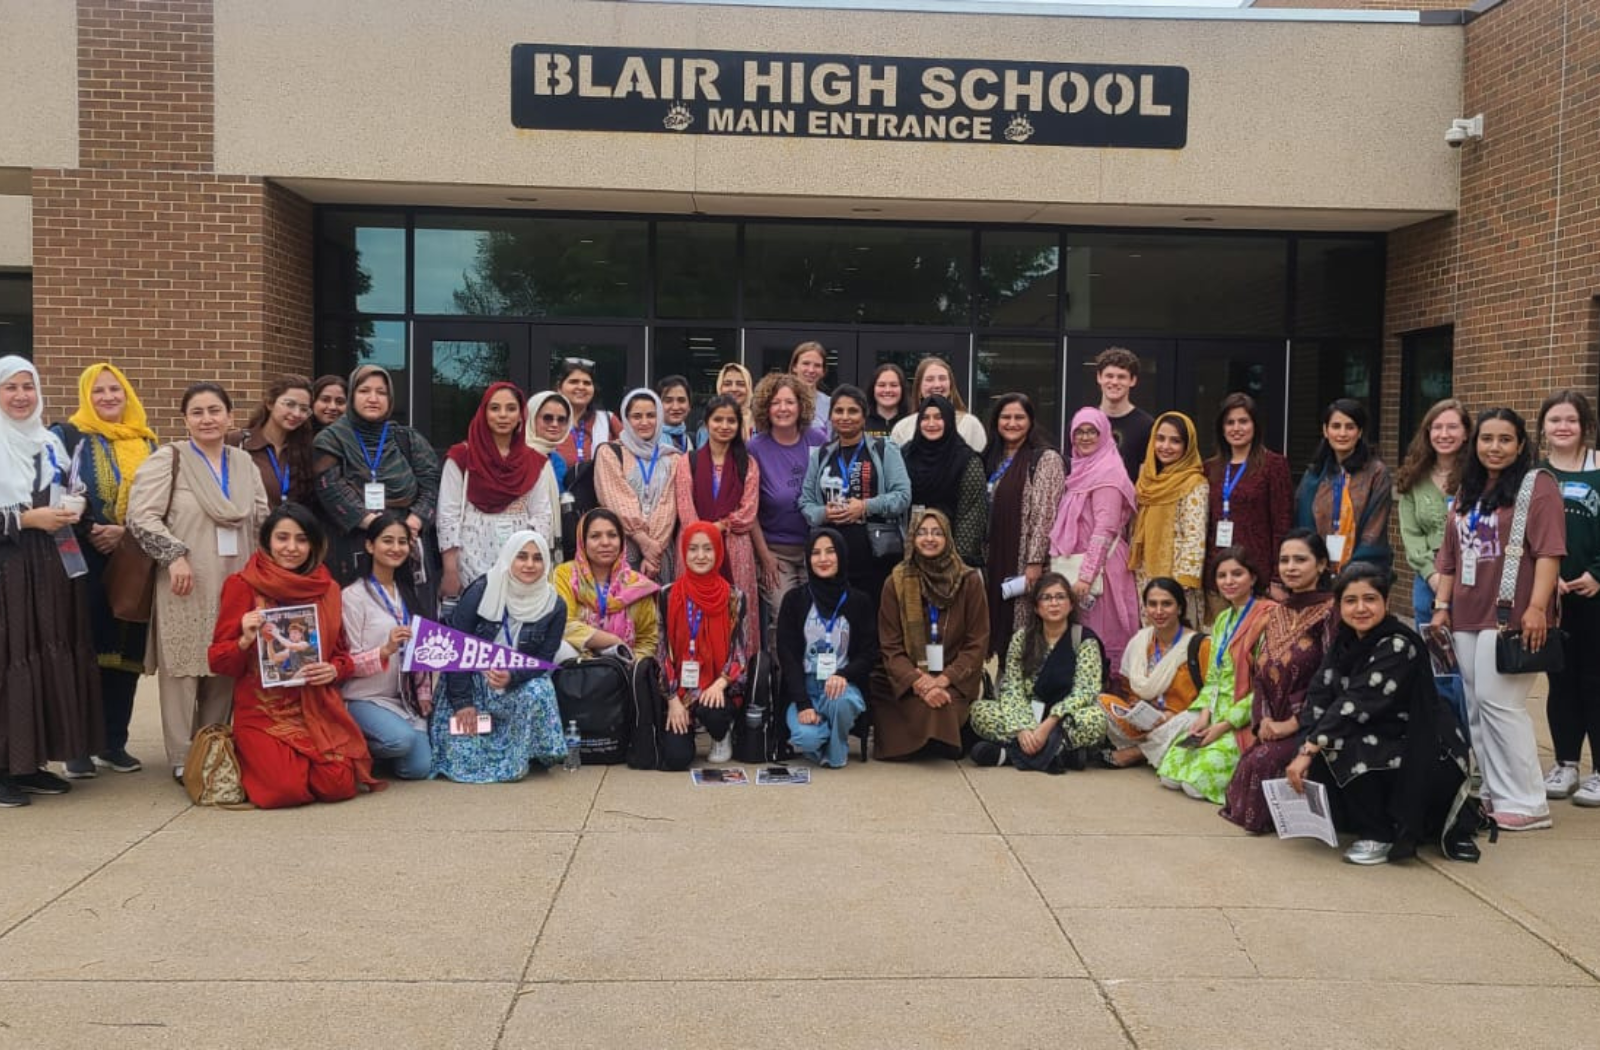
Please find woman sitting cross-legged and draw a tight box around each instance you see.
[969,572,1109,773]
[1286,561,1478,865]
[339,511,433,779]
[659,523,749,769]
[431,531,568,783]
[1095,577,1211,770]
[551,508,661,660]
[872,509,989,761]
[207,503,383,809]
[775,528,877,768]
[1157,546,1275,801]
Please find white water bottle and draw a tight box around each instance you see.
[563,721,582,772]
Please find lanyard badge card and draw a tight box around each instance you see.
[680,600,703,690]
[924,606,945,673]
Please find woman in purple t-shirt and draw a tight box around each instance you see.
[749,373,827,641]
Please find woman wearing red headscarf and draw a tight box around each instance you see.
[439,382,557,602]
[208,502,383,809]
[659,522,750,770]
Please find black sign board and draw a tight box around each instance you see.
[511,44,1188,149]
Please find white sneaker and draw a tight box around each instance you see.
[1544,763,1580,799]
[1573,773,1600,808]
[707,733,733,764]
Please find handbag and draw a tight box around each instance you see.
[1493,468,1565,675]
[104,445,179,624]
[1050,538,1121,599]
[866,518,904,561]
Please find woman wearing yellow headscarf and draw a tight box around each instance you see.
[51,363,159,778]
[1127,411,1210,628]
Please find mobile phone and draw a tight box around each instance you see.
[1178,734,1204,749]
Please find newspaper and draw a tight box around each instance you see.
[258,604,320,689]
[1424,624,1460,678]
[691,768,749,787]
[1111,699,1164,733]
[1260,777,1338,848]
[756,766,811,786]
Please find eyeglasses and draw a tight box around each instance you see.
[538,413,569,425]
[1037,593,1071,603]
[277,400,312,415]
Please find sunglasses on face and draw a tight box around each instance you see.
[539,413,569,425]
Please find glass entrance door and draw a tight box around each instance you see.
[745,328,855,393]
[413,322,644,448]
[856,332,971,411]
[1173,339,1288,456]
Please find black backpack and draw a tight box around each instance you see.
[733,648,790,764]
[553,651,644,765]
[625,656,673,771]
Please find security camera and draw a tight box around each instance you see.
[1446,115,1484,149]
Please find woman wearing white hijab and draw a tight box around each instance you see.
[523,390,574,560]
[594,388,683,580]
[430,530,568,782]
[0,356,104,807]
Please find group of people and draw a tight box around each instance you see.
[2,344,1594,866]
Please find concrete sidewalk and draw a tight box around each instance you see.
[2,686,1597,1050]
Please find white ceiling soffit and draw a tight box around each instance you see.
[274,178,1448,233]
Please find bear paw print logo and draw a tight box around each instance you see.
[1003,113,1035,143]
[663,103,693,131]
[410,629,460,669]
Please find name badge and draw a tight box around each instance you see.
[1325,534,1347,564]
[1562,481,1591,501]
[815,651,838,679]
[1460,546,1479,588]
[680,659,701,690]
[925,643,945,673]
[450,712,493,735]
[364,482,387,511]
[1031,700,1047,723]
[216,526,239,557]
[1214,520,1235,548]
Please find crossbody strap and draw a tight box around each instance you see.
[1496,468,1543,625]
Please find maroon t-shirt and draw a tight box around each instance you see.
[1435,471,1566,632]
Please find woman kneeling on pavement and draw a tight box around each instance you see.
[969,572,1109,773]
[208,503,382,809]
[1286,561,1477,865]
[776,528,877,768]
[659,522,749,769]
[432,531,568,783]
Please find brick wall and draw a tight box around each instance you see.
[1382,0,1600,610]
[31,0,313,438]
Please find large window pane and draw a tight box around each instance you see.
[415,216,647,319]
[1295,238,1384,338]
[0,275,31,361]
[744,224,969,325]
[316,319,410,424]
[656,223,737,320]
[1287,338,1380,471]
[976,336,1062,446]
[652,327,738,410]
[1401,327,1453,441]
[317,212,406,314]
[1065,233,1288,335]
[977,232,1059,329]
[430,339,512,449]
[542,334,637,417]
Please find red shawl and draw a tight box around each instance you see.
[667,522,734,693]
[445,382,546,514]
[238,552,384,791]
[691,444,746,524]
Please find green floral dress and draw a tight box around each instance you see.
[1157,603,1256,802]
[970,629,1108,749]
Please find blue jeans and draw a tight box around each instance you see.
[1413,575,1470,742]
[347,700,432,779]
[786,679,867,768]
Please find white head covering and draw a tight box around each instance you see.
[0,356,68,508]
[476,529,559,630]
[618,388,668,459]
[524,391,573,454]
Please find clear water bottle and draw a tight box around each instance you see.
[563,720,582,772]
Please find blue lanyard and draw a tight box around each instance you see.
[367,577,409,626]
[686,598,703,658]
[637,443,662,488]
[596,582,609,619]
[929,605,940,643]
[812,589,848,637]
[500,612,517,647]
[573,429,587,462]
[1467,501,1486,534]
[988,455,1014,488]
[359,422,390,483]
[1221,460,1246,517]
[1152,626,1184,664]
[188,441,229,498]
[95,435,120,486]
[1329,469,1347,532]
[1214,598,1254,668]
[264,445,290,500]
[44,445,63,485]
[711,461,723,501]
[835,442,864,489]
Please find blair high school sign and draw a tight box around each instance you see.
[511,45,1189,149]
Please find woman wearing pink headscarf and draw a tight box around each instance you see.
[1049,408,1141,668]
